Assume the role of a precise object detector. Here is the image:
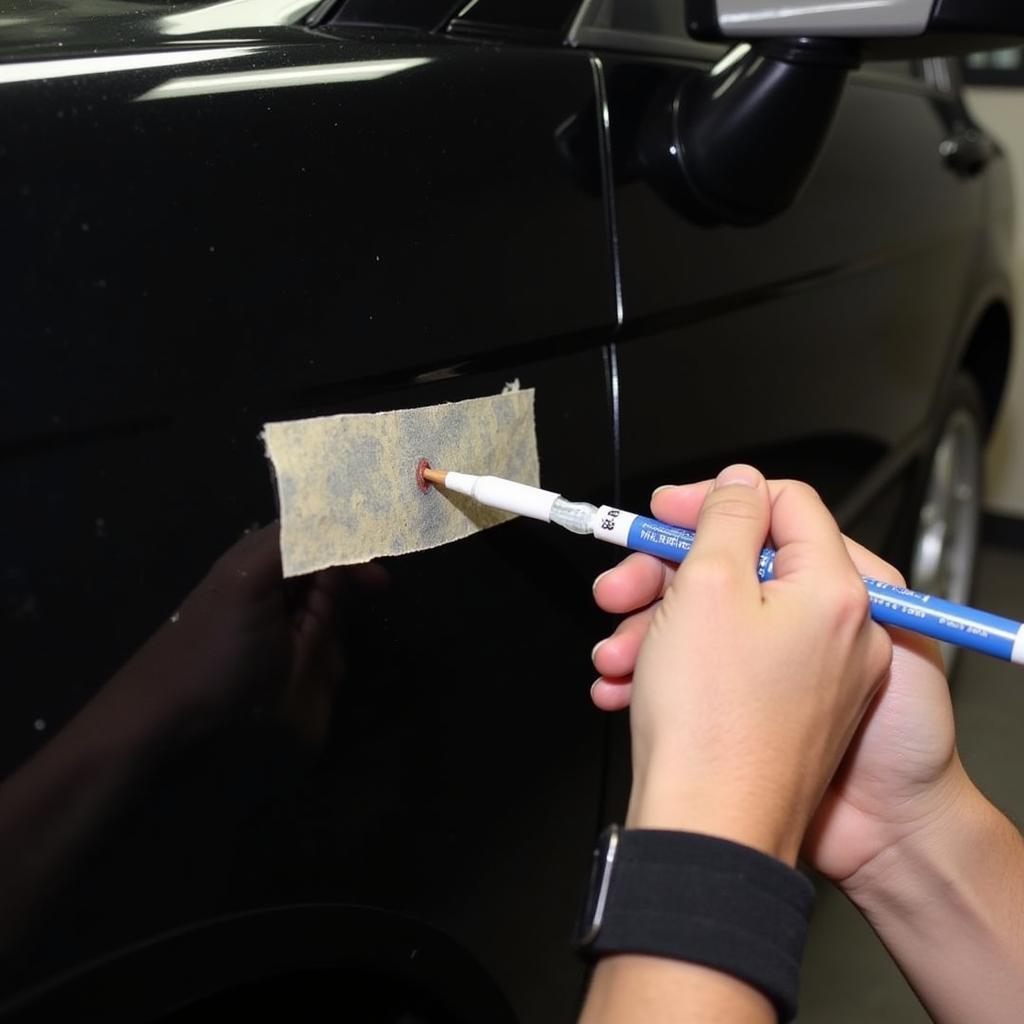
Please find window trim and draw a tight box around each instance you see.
[567,0,725,60]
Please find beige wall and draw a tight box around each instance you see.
[966,88,1024,517]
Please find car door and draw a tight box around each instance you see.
[0,4,615,1022]
[573,1,990,559]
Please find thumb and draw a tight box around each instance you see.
[683,464,770,594]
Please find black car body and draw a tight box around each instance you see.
[0,2,1014,1021]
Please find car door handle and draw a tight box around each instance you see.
[940,128,994,176]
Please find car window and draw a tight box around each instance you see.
[330,0,461,30]
[575,0,686,35]
[569,0,725,59]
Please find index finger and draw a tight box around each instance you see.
[767,480,858,584]
[841,536,906,589]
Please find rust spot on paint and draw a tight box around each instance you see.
[416,458,431,494]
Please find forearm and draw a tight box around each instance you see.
[843,773,1024,1023]
[580,955,775,1024]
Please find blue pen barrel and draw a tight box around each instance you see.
[624,516,696,563]
[593,505,1023,665]
[864,579,1022,659]
[623,516,777,581]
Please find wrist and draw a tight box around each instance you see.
[577,826,814,1023]
[839,763,996,914]
[627,764,804,867]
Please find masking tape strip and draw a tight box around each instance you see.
[263,387,539,576]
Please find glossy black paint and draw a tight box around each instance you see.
[2,11,616,1023]
[0,3,1014,1022]
[1,32,612,442]
[607,56,1009,555]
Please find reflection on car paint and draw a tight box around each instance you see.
[136,58,434,103]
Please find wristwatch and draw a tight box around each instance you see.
[575,823,621,949]
[573,825,815,1023]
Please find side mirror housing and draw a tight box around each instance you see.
[639,39,858,225]
[687,0,1024,56]
[643,2,1023,226]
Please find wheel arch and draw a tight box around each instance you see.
[958,299,1013,439]
[0,904,518,1024]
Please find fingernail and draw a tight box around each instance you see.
[591,638,607,662]
[715,464,759,489]
[592,569,612,592]
[651,484,677,499]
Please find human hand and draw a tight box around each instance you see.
[606,465,892,866]
[593,472,963,882]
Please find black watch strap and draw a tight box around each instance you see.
[575,827,815,1023]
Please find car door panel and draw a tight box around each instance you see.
[1,22,615,1024]
[2,32,613,440]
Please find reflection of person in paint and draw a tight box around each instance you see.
[0,525,382,950]
[580,465,1024,1024]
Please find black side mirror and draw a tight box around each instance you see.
[639,38,857,225]
[643,1,1024,225]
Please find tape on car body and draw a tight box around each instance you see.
[263,387,539,576]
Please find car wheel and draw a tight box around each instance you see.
[908,372,985,673]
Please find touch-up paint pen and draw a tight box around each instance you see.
[420,466,1024,666]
